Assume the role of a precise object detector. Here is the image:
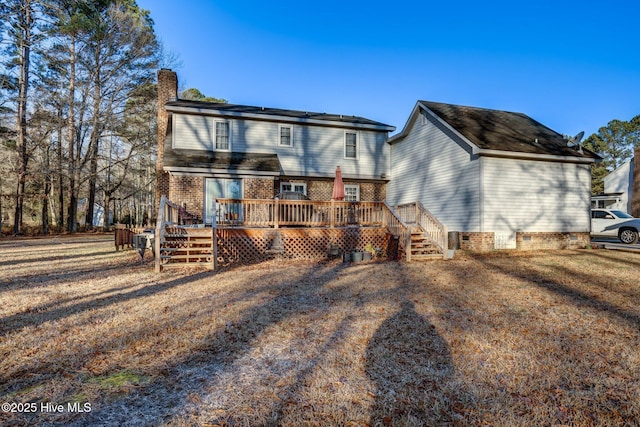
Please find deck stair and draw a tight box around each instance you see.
[410,226,443,260]
[393,201,450,260]
[159,227,215,269]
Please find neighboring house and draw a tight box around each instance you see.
[386,101,601,251]
[594,159,634,213]
[156,69,394,224]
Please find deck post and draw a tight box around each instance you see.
[330,200,335,228]
[212,200,218,270]
[274,198,279,229]
[154,196,166,273]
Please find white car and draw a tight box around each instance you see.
[591,209,640,244]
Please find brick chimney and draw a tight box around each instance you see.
[633,147,640,217]
[156,69,178,213]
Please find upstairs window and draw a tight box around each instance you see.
[279,125,293,147]
[344,131,358,159]
[215,121,230,150]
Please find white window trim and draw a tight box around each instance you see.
[344,130,359,159]
[213,119,231,151]
[344,184,360,202]
[278,124,294,147]
[280,182,307,195]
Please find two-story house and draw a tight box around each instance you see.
[156,69,395,224]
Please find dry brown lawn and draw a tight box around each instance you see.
[1,234,640,426]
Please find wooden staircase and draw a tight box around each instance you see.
[158,227,215,270]
[410,226,444,260]
[155,197,217,272]
[394,201,450,261]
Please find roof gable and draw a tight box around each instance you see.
[389,100,600,162]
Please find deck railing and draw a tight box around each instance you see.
[214,199,385,228]
[155,195,182,273]
[383,201,411,260]
[395,201,449,258]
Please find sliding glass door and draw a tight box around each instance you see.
[204,178,242,224]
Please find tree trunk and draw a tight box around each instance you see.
[66,33,77,232]
[57,108,64,227]
[13,0,32,235]
[104,192,111,231]
[85,46,102,229]
[42,146,51,235]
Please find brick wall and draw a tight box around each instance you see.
[633,147,640,217]
[458,231,590,252]
[459,232,495,251]
[516,232,590,250]
[279,178,386,201]
[169,176,204,221]
[245,178,275,199]
[359,181,386,201]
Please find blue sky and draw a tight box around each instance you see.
[137,0,640,137]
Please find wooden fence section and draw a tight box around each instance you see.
[214,199,385,228]
[114,224,146,250]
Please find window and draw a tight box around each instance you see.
[280,182,307,195]
[344,184,360,202]
[279,125,293,147]
[344,131,358,159]
[215,121,230,150]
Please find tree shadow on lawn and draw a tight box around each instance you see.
[584,248,640,269]
[0,250,117,269]
[4,259,477,426]
[0,270,212,336]
[470,253,640,329]
[64,261,356,426]
[366,300,462,426]
[0,250,141,291]
[434,252,640,425]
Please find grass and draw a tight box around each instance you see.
[1,235,640,426]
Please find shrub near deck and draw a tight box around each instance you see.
[1,236,639,425]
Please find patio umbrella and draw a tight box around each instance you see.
[332,166,345,200]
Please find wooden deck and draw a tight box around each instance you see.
[150,197,449,272]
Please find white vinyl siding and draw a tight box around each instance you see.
[387,112,481,231]
[482,157,591,233]
[172,114,212,150]
[171,113,389,179]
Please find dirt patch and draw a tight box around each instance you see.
[1,237,639,425]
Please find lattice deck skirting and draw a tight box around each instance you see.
[216,227,394,266]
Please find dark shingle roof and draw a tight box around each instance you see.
[420,101,599,159]
[164,149,280,173]
[165,99,394,130]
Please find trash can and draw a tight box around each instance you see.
[448,231,460,250]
